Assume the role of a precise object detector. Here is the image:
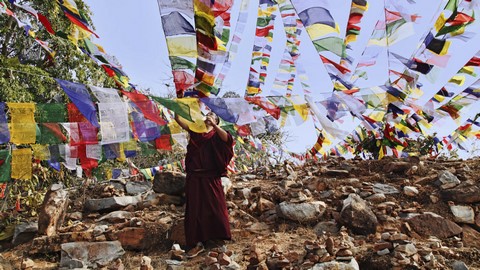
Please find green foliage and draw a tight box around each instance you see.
[2,162,79,227]
[0,0,115,102]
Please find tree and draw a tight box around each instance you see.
[0,0,115,103]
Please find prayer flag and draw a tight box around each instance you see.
[7,103,36,144]
[0,103,10,144]
[11,148,32,180]
[56,79,100,128]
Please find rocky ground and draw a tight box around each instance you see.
[1,156,480,269]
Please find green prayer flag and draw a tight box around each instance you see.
[0,150,11,183]
[150,96,193,122]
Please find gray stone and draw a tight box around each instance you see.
[60,241,125,269]
[276,201,327,223]
[438,170,461,189]
[339,194,378,235]
[366,193,386,203]
[450,205,475,224]
[84,195,142,212]
[395,243,417,257]
[97,211,134,223]
[125,181,152,195]
[373,183,399,194]
[451,260,469,270]
[12,222,38,246]
[312,258,359,270]
[403,186,419,197]
[313,221,339,236]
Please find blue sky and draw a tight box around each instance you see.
[84,0,480,153]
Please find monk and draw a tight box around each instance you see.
[174,111,234,258]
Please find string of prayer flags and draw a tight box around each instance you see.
[214,0,250,90]
[157,0,197,97]
[246,0,278,96]
[11,148,32,180]
[7,103,36,145]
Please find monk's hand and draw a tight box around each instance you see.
[205,115,216,126]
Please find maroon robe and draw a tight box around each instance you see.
[184,129,234,247]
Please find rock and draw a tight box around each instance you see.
[115,222,168,251]
[125,181,152,195]
[59,241,124,269]
[373,183,399,194]
[97,211,134,223]
[476,214,480,228]
[38,183,69,236]
[140,256,154,270]
[407,213,462,239]
[144,192,183,206]
[276,201,327,223]
[403,186,419,197]
[462,226,480,249]
[324,170,350,177]
[395,243,417,257]
[21,258,34,269]
[12,222,37,246]
[66,211,82,221]
[451,260,469,270]
[257,198,275,213]
[152,171,186,195]
[168,219,186,247]
[312,258,360,270]
[221,177,232,194]
[313,221,339,236]
[366,193,386,203]
[218,253,232,266]
[438,170,461,189]
[339,194,378,235]
[384,161,411,174]
[84,195,142,212]
[450,205,475,224]
[441,182,480,203]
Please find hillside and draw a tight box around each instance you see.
[1,156,480,270]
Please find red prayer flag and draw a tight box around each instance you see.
[122,90,167,126]
[155,135,172,151]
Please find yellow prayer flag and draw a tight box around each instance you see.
[117,143,126,162]
[449,75,465,86]
[177,98,208,133]
[168,121,184,134]
[434,13,447,32]
[31,144,50,161]
[306,24,340,41]
[460,66,475,76]
[166,36,198,58]
[7,103,36,145]
[12,148,32,180]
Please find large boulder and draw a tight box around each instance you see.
[276,201,327,223]
[407,213,462,239]
[38,183,69,237]
[60,241,124,269]
[153,171,186,195]
[339,194,378,235]
[441,182,480,203]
